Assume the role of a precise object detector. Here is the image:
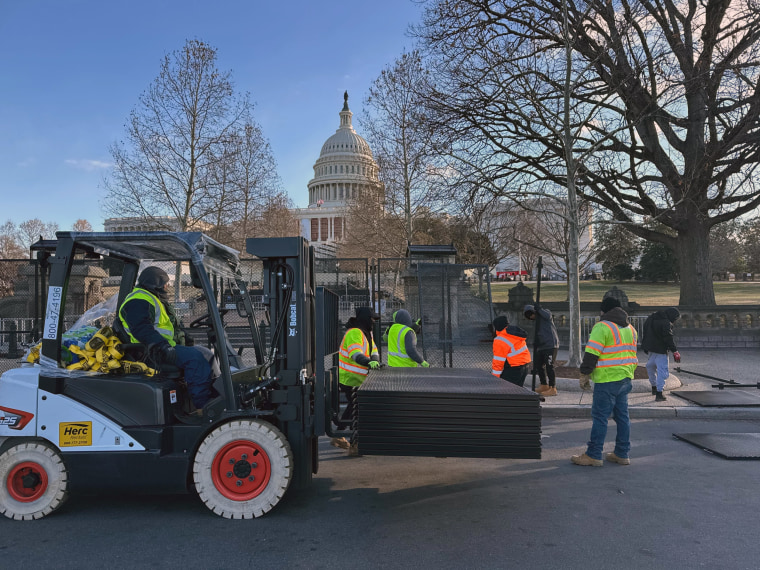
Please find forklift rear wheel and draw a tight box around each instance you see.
[193,419,293,519]
[0,441,69,520]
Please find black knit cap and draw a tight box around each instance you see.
[600,296,621,313]
[138,266,170,294]
[492,315,509,331]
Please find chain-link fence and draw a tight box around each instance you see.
[0,252,496,374]
[373,259,494,369]
[0,253,276,373]
[414,263,494,370]
[0,259,43,372]
[314,257,371,324]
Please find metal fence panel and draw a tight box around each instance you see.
[0,259,43,367]
[413,262,494,370]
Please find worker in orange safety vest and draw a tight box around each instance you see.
[491,315,531,387]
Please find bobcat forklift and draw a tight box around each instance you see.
[0,231,345,520]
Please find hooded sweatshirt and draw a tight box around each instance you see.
[524,304,559,350]
[387,309,424,366]
[641,308,679,354]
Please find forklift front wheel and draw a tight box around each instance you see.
[193,419,293,519]
[0,441,69,520]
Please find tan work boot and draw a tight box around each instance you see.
[605,452,631,465]
[348,442,361,457]
[571,453,603,467]
[542,386,558,396]
[330,437,350,449]
[535,384,550,394]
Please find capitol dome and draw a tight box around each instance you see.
[296,92,383,252]
[307,92,381,210]
[318,121,373,158]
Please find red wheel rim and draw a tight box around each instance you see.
[7,461,49,503]
[211,439,272,501]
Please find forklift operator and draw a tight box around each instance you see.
[118,266,216,411]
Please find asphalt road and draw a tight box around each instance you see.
[2,417,759,570]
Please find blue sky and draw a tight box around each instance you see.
[0,0,424,231]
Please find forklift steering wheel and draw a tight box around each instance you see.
[189,308,228,328]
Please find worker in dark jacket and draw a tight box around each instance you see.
[386,309,429,368]
[119,266,216,413]
[641,307,681,402]
[524,304,560,396]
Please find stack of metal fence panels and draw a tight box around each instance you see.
[356,367,541,458]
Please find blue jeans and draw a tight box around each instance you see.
[174,345,214,408]
[587,378,632,460]
[646,352,669,391]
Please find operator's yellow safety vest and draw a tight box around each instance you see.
[119,288,176,347]
[584,320,638,383]
[339,327,378,387]
[387,323,417,367]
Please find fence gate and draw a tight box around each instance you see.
[373,259,494,369]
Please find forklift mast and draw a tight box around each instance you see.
[246,237,318,488]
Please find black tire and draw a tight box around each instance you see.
[193,419,293,519]
[0,441,69,520]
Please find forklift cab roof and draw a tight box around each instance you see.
[36,231,241,278]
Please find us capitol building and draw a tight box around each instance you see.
[292,92,383,257]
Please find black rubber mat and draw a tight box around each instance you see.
[673,433,760,459]
[356,367,541,459]
[671,389,760,407]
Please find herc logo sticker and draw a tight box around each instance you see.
[59,422,92,447]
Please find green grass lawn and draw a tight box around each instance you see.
[490,280,760,305]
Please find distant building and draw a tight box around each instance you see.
[103,217,211,233]
[490,199,600,280]
[292,92,383,257]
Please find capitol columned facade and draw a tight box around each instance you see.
[293,92,383,256]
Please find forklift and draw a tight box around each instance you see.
[0,232,346,520]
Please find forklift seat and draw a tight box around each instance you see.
[111,319,182,380]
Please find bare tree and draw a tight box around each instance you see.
[417,0,617,364]
[16,219,58,253]
[341,186,405,260]
[508,198,596,281]
[254,195,301,240]
[103,39,251,232]
[0,221,26,258]
[72,219,93,232]
[225,120,283,248]
[417,0,760,307]
[360,51,452,243]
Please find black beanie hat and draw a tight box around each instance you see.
[600,296,621,313]
[665,307,681,322]
[138,266,170,294]
[493,315,509,331]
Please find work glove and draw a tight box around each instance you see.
[368,360,380,370]
[579,373,591,390]
[421,361,430,368]
[673,351,681,363]
[160,343,177,365]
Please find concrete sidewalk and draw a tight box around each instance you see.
[538,348,760,419]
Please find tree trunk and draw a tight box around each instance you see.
[676,223,715,306]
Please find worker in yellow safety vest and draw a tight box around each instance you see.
[119,266,217,414]
[332,307,380,454]
[491,315,531,387]
[386,309,429,368]
[572,296,638,467]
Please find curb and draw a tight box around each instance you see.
[540,404,760,420]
